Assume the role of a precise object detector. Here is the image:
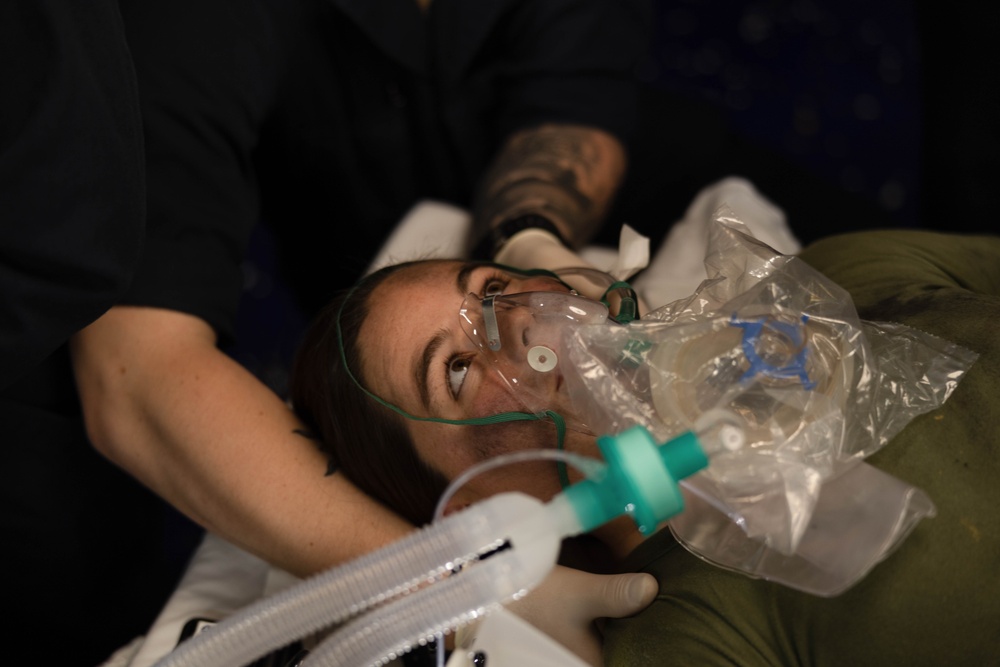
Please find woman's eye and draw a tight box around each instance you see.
[447,355,472,397]
[482,277,508,297]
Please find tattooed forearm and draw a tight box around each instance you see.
[471,124,627,249]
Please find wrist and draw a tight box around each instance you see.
[493,227,583,272]
[472,213,571,261]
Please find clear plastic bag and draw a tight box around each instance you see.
[560,212,978,595]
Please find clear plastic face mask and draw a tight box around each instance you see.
[459,290,610,433]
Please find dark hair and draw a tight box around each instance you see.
[288,262,450,527]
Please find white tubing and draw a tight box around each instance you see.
[153,493,545,667]
[304,492,577,666]
[306,546,536,666]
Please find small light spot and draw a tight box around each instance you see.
[739,10,772,45]
[879,180,906,211]
[960,517,981,542]
[853,93,881,121]
[840,165,866,192]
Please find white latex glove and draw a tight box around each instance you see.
[456,565,658,666]
[494,228,596,274]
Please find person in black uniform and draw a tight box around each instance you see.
[0,2,171,665]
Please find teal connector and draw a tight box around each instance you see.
[561,426,709,535]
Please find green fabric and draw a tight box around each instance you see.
[603,230,1000,666]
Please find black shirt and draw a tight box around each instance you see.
[0,0,145,392]
[0,5,180,664]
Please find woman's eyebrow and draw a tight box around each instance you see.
[417,328,449,412]
[456,262,480,295]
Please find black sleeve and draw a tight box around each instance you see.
[434,0,652,154]
[492,0,653,144]
[118,0,283,344]
[0,0,145,390]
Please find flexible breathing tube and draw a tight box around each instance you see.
[152,491,580,667]
[304,493,582,666]
[153,428,711,667]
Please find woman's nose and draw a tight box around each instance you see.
[496,305,533,358]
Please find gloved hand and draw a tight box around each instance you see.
[456,564,658,666]
[495,227,651,317]
[494,227,592,273]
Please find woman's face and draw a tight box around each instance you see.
[357,260,598,503]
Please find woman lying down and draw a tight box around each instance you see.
[289,221,1000,667]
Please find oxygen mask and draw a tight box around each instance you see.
[459,290,607,433]
[458,267,635,433]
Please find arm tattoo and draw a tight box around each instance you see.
[293,427,339,476]
[471,124,626,249]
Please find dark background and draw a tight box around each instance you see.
[607,0,926,246]
[603,0,998,250]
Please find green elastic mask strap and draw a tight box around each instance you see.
[335,282,570,466]
[603,280,639,324]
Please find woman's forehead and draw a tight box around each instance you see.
[358,260,465,390]
[357,261,462,412]
[364,263,454,336]
[379,259,463,292]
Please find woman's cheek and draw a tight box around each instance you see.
[470,380,525,419]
